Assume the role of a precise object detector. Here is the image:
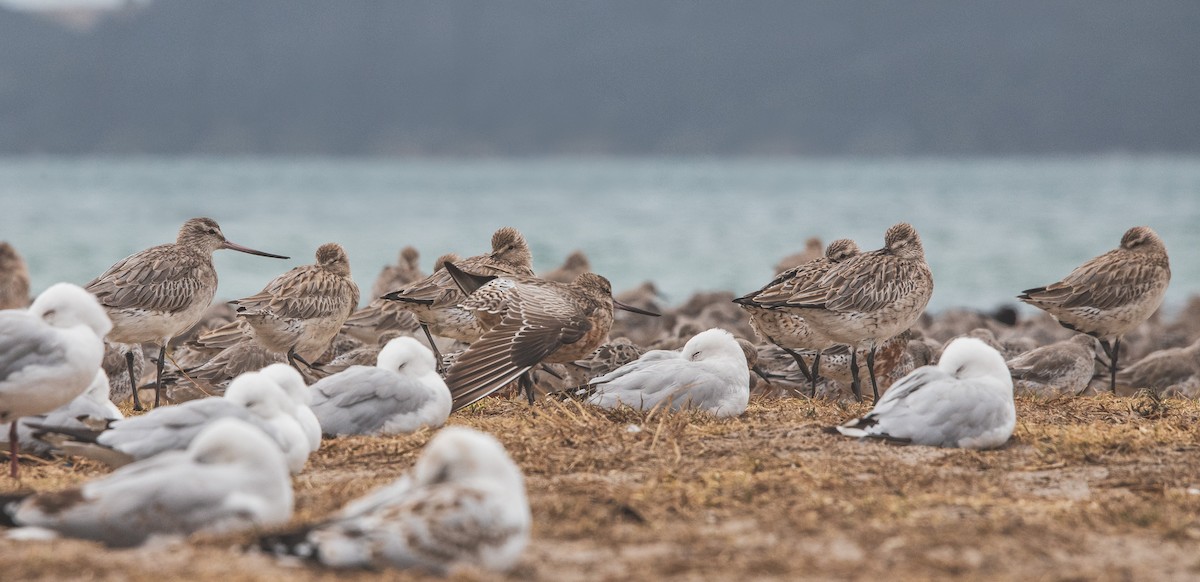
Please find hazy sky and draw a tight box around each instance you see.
[0,0,127,9]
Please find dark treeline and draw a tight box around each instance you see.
[1,0,1198,156]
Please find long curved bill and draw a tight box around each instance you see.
[613,299,660,316]
[221,240,289,259]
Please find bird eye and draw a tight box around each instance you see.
[691,351,701,359]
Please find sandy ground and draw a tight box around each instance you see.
[2,392,1200,581]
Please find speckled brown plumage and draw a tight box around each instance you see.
[445,272,623,411]
[382,228,534,344]
[0,242,30,310]
[232,243,360,363]
[1019,226,1170,393]
[84,217,287,409]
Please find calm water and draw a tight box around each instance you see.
[1,157,1198,312]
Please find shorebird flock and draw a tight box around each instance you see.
[0,217,1189,574]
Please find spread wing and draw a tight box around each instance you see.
[446,283,592,411]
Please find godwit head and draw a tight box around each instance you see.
[1120,226,1166,254]
[825,238,861,261]
[572,273,660,317]
[177,217,289,259]
[489,227,533,270]
[316,242,352,277]
[883,222,924,260]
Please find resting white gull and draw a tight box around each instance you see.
[38,371,312,473]
[260,426,529,574]
[308,337,451,436]
[586,328,750,417]
[833,337,1015,449]
[1,371,122,457]
[0,283,111,477]
[260,363,322,451]
[1,418,292,547]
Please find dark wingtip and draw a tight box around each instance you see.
[444,262,495,296]
[821,425,841,435]
[255,526,320,561]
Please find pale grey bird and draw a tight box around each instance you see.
[0,418,293,547]
[0,371,121,457]
[260,426,529,574]
[0,283,111,478]
[1006,335,1097,396]
[309,337,451,436]
[586,328,751,417]
[39,371,311,473]
[833,337,1015,449]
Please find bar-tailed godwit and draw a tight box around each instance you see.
[230,243,359,371]
[1018,226,1170,393]
[735,238,861,394]
[758,223,934,401]
[442,265,659,411]
[85,217,287,409]
[381,228,534,370]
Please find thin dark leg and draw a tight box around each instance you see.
[1110,338,1120,393]
[810,350,823,398]
[781,347,814,384]
[866,346,879,401]
[127,349,144,412]
[154,345,166,408]
[421,325,445,374]
[849,349,862,402]
[287,348,314,372]
[9,419,19,479]
[518,372,536,405]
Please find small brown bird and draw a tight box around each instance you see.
[382,228,535,370]
[1018,226,1170,393]
[755,224,934,401]
[0,242,30,309]
[85,217,287,409]
[734,238,861,394]
[229,243,360,370]
[369,246,424,300]
[542,250,592,284]
[441,264,659,411]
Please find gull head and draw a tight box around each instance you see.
[260,363,312,406]
[190,417,288,471]
[32,282,113,338]
[937,337,1010,383]
[377,336,437,376]
[414,426,522,488]
[682,328,746,365]
[225,371,293,421]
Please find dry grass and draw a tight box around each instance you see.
[3,393,1200,581]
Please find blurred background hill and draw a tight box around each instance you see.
[1,0,1198,156]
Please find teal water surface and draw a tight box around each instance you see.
[1,157,1197,312]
